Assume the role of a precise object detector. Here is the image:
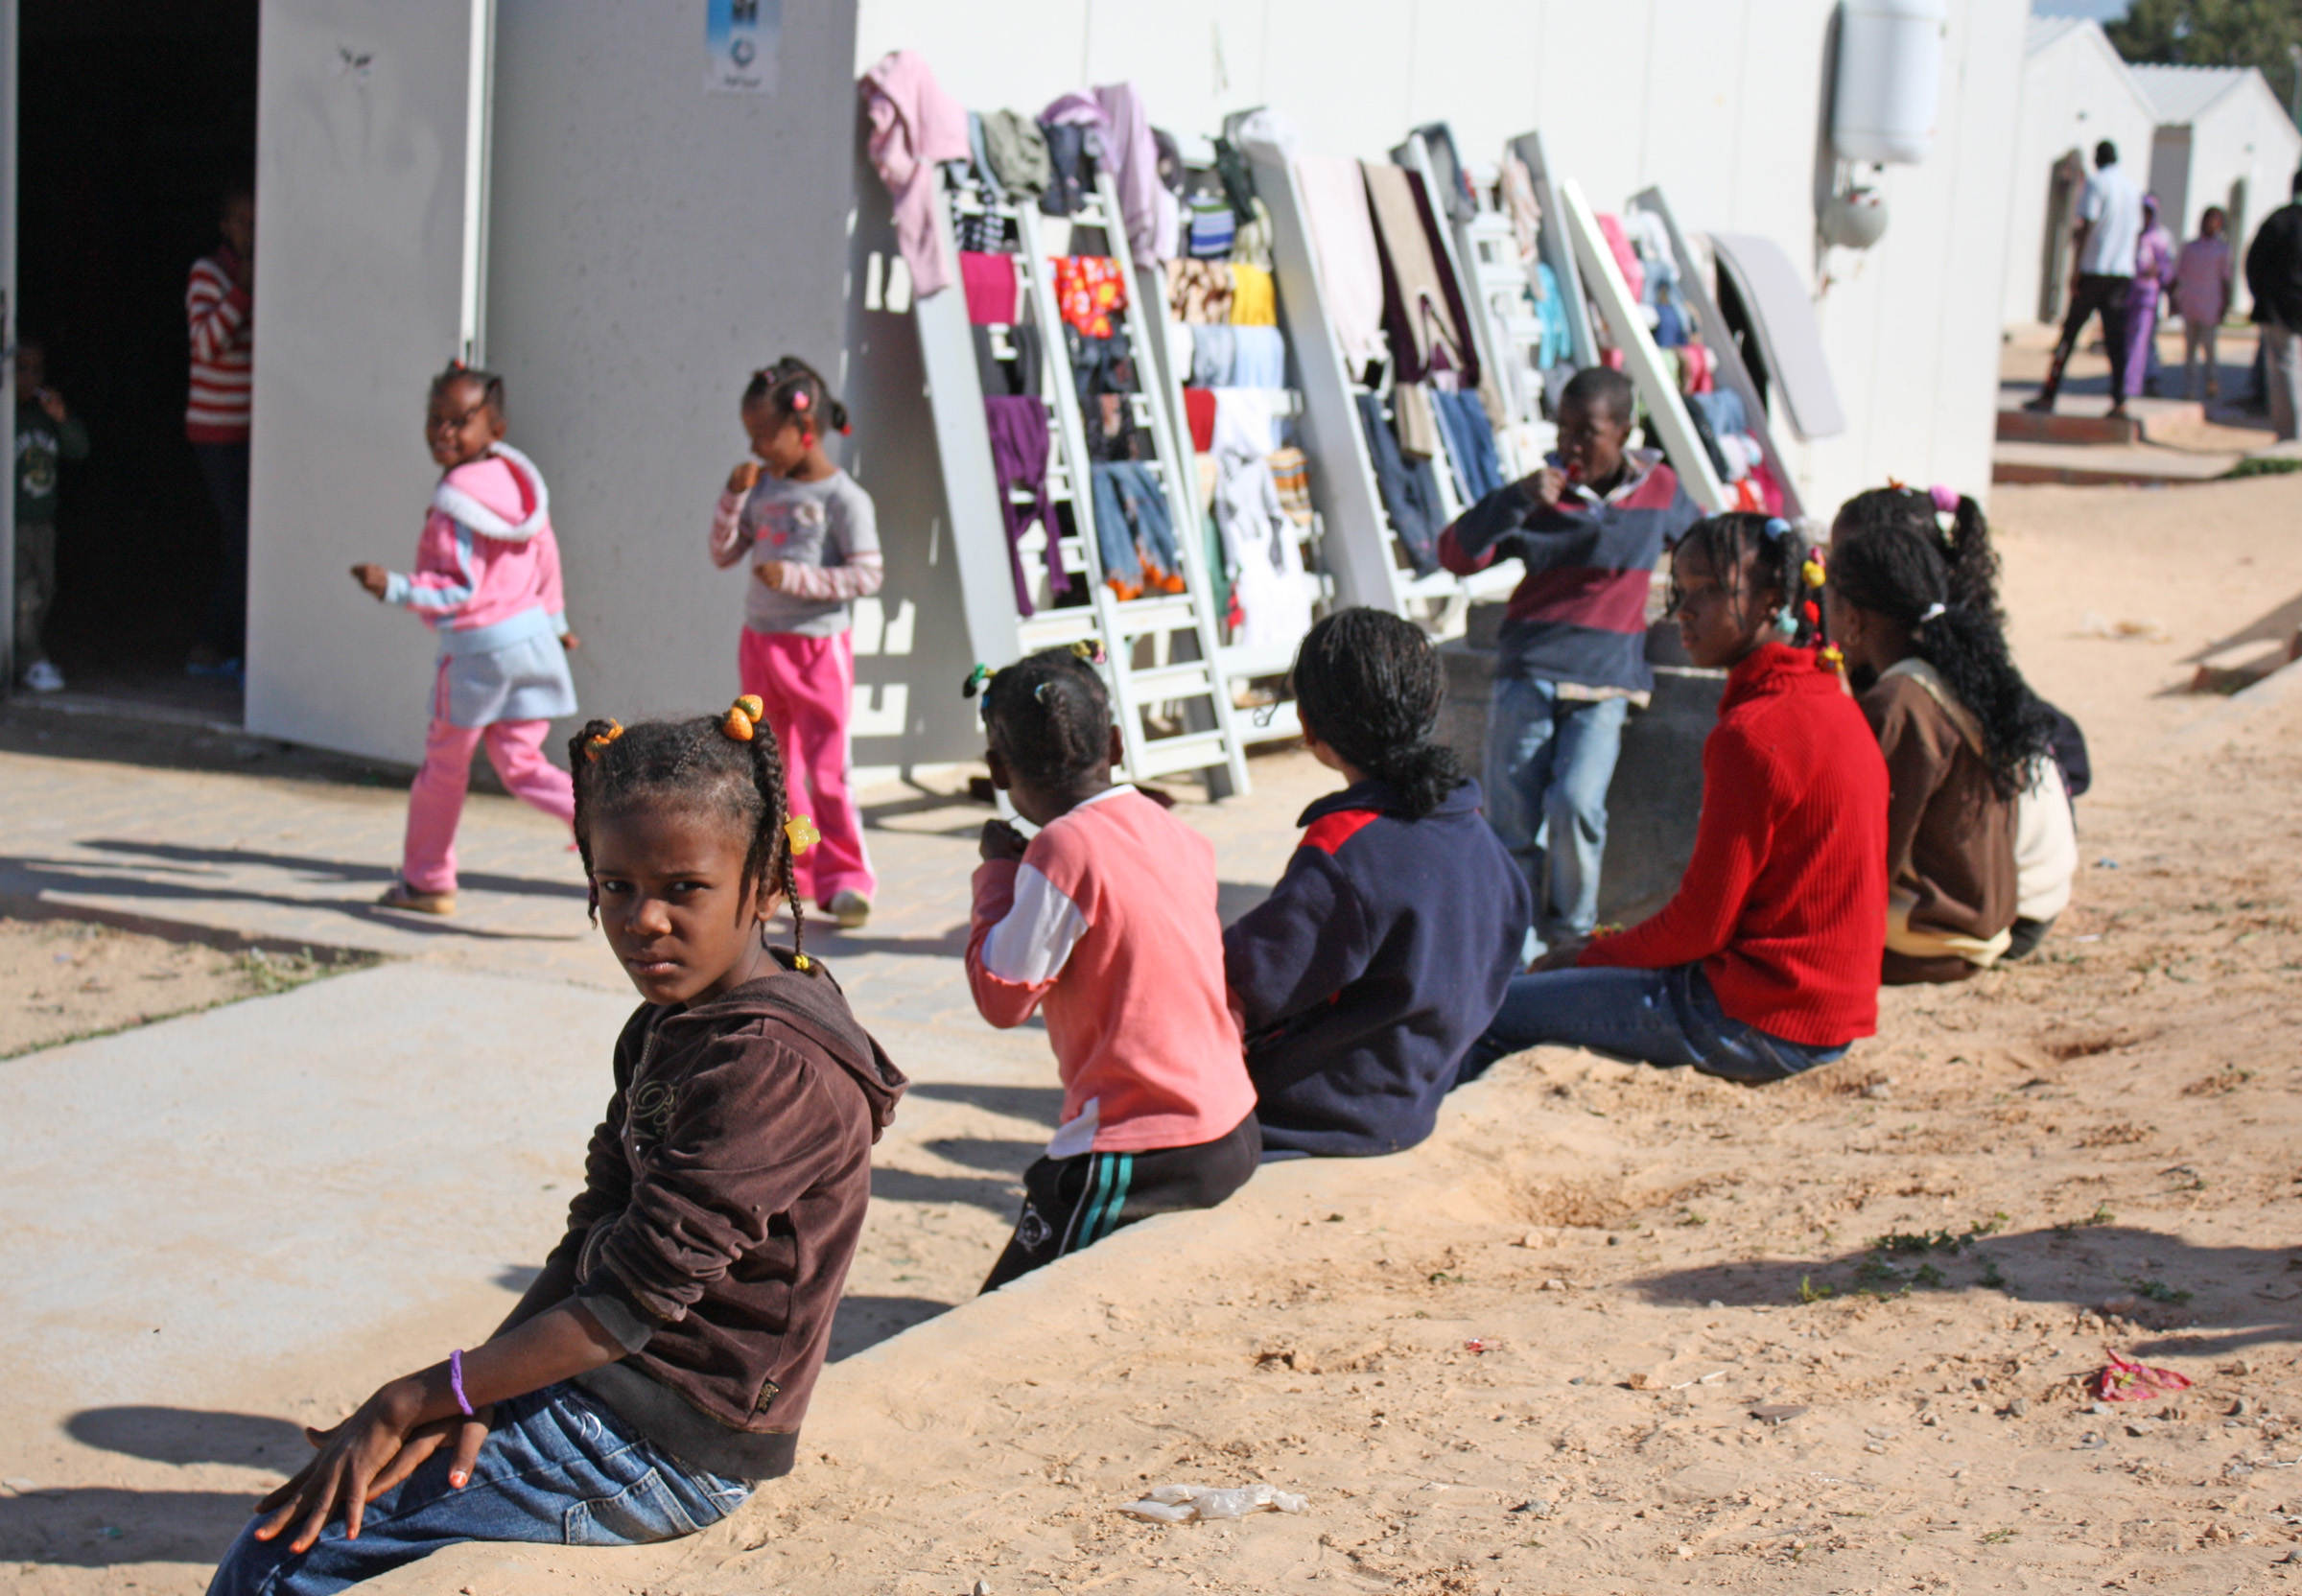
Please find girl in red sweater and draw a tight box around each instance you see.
[1457,513,1889,1085]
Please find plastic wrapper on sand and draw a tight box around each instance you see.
[1117,1483,1309,1523]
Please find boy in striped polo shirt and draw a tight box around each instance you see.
[185,181,254,674]
[1438,366,1701,955]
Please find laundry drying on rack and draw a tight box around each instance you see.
[860,50,972,297]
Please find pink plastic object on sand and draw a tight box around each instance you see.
[2094,1348,2192,1403]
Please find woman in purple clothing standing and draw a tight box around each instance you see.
[2124,196,2176,406]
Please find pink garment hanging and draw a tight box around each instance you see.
[1092,82,1178,270]
[1296,154,1386,374]
[961,251,1019,325]
[1595,213,1644,302]
[860,51,971,298]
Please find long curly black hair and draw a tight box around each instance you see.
[1834,485,2002,619]
[1828,521,2053,802]
[566,711,806,959]
[1290,607,1465,819]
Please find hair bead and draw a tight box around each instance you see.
[784,814,821,855]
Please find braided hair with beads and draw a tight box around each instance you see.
[975,645,1115,791]
[1289,607,1466,820]
[1669,511,1823,648]
[567,701,812,963]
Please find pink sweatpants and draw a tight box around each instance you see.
[402,713,576,894]
[738,627,876,908]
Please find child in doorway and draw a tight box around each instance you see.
[2173,206,2234,400]
[1225,608,1532,1158]
[205,704,906,1596]
[13,337,89,692]
[1827,486,2056,984]
[1437,365,1702,954]
[352,364,578,916]
[1458,514,1888,1085]
[711,357,881,930]
[965,645,1259,1289]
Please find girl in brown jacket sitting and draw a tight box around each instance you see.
[1826,487,2056,985]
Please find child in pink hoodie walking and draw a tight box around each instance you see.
[353,364,579,916]
[710,357,881,928]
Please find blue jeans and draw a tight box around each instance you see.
[1456,962,1848,1086]
[206,1384,751,1596]
[1484,677,1629,945]
[1089,461,1180,581]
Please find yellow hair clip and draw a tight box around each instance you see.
[1820,643,1845,671]
[583,720,624,762]
[1802,555,1827,590]
[785,814,821,855]
[722,695,763,742]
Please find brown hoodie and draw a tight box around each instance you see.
[549,951,906,1479]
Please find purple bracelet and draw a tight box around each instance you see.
[448,1349,474,1417]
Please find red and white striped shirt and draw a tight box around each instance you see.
[185,251,251,443]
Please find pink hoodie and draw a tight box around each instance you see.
[383,444,570,643]
[859,50,970,298]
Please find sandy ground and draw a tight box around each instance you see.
[7,475,2302,1593]
[0,914,350,1057]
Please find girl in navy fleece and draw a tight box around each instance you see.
[1223,610,1532,1158]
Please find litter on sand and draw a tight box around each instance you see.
[2094,1348,2193,1403]
[1117,1483,1309,1523]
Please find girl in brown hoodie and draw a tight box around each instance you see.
[209,700,905,1596]
[1826,489,2056,985]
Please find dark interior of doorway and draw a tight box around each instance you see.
[18,0,257,713]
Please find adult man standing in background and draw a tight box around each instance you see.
[185,181,253,676]
[2245,171,2302,442]
[2028,140,2143,418]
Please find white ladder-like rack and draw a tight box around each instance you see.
[1010,174,1253,797]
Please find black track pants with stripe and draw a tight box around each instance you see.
[980,1113,1260,1292]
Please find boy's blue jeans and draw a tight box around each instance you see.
[1483,677,1629,946]
[1455,962,1849,1086]
[206,1384,751,1596]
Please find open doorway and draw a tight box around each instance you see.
[16,0,257,716]
[2038,150,2084,324]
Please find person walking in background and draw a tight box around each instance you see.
[2245,170,2302,441]
[352,364,579,918]
[186,180,254,676]
[2126,196,2175,402]
[13,337,89,692]
[2173,205,2234,401]
[710,358,881,930]
[2027,141,2142,417]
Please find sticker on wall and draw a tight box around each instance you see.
[706,0,781,95]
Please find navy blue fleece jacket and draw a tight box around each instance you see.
[1223,778,1533,1158]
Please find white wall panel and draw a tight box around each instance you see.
[246,0,486,763]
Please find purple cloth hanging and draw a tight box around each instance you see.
[984,395,1064,614]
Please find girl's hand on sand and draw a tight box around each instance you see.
[979,819,1028,863]
[364,1409,494,1499]
[754,560,790,592]
[727,459,763,495]
[349,564,389,600]
[251,1378,425,1551]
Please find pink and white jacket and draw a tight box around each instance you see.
[967,786,1256,1157]
[384,444,571,652]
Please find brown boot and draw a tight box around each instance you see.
[378,880,456,916]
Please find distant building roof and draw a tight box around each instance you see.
[2026,15,2089,56]
[2128,63,2256,126]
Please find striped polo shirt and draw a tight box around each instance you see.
[185,252,252,443]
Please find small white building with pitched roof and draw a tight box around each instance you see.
[2130,62,2302,313]
[2007,17,2161,325]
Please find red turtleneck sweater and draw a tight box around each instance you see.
[1579,643,1889,1046]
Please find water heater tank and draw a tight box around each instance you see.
[1832,0,1947,166]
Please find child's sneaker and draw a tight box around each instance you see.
[378,880,456,916]
[828,890,872,929]
[23,659,64,692]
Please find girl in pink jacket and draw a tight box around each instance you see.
[352,365,579,916]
